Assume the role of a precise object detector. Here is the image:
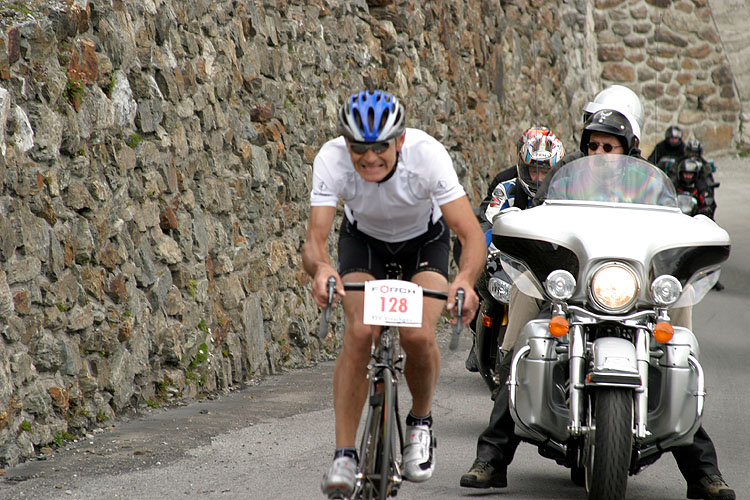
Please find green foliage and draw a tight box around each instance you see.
[186,343,210,388]
[52,431,75,448]
[198,318,209,334]
[189,343,209,369]
[126,134,143,148]
[96,411,109,423]
[187,279,198,297]
[1,2,34,17]
[65,69,88,108]
[20,420,32,432]
[105,77,116,97]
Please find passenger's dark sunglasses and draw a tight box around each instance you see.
[586,141,621,153]
[348,140,393,154]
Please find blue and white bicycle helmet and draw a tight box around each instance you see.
[338,90,406,142]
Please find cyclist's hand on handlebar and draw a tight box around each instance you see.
[447,281,479,327]
[311,267,345,308]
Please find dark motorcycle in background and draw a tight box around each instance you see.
[493,155,730,500]
[472,244,512,392]
[677,180,720,216]
[656,155,677,176]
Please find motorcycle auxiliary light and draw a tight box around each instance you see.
[545,271,575,338]
[590,263,638,312]
[488,276,512,302]
[545,270,576,301]
[650,275,682,306]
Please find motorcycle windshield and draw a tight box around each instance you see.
[546,155,678,208]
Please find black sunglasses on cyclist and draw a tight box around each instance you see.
[348,140,393,155]
[587,141,622,153]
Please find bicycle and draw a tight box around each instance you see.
[319,267,465,500]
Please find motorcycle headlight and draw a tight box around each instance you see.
[590,263,639,312]
[650,275,682,306]
[488,276,512,303]
[545,270,576,301]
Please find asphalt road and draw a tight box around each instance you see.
[1,155,748,500]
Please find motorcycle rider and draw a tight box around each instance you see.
[673,157,717,219]
[675,138,724,291]
[460,107,736,500]
[464,127,565,372]
[648,124,685,170]
[302,90,485,499]
[680,138,717,186]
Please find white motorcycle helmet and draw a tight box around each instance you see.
[583,85,644,141]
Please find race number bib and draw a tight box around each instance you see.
[362,280,423,327]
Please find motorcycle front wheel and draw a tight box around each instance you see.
[585,389,633,500]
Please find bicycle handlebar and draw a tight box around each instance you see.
[317,279,465,349]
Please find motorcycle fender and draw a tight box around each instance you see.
[587,338,641,388]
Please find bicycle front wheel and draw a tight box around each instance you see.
[359,370,396,500]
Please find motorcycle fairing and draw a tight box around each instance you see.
[651,244,730,287]
[493,203,730,307]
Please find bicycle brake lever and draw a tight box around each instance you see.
[316,276,338,338]
[449,288,465,351]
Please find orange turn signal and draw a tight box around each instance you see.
[548,316,570,338]
[482,313,493,328]
[653,321,674,343]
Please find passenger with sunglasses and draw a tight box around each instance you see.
[303,90,486,499]
[461,102,735,500]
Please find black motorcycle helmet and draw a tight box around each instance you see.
[579,109,638,155]
[665,125,683,148]
[665,125,683,140]
[677,157,701,189]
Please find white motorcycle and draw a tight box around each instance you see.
[493,155,730,500]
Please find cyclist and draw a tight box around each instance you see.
[302,90,485,499]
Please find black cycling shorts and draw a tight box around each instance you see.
[337,217,450,281]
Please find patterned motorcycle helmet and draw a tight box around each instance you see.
[685,138,703,157]
[517,127,565,196]
[337,90,406,143]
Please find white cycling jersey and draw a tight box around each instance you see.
[310,128,465,242]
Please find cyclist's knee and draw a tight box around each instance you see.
[342,322,372,347]
[399,328,438,356]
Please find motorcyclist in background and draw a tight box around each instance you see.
[461,105,736,500]
[648,125,685,171]
[463,127,565,372]
[675,138,724,291]
[680,138,717,186]
[673,157,717,219]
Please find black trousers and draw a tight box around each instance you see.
[475,351,722,480]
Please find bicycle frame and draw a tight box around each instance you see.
[319,276,463,500]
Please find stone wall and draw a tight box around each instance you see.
[592,0,742,155]
[0,0,598,466]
